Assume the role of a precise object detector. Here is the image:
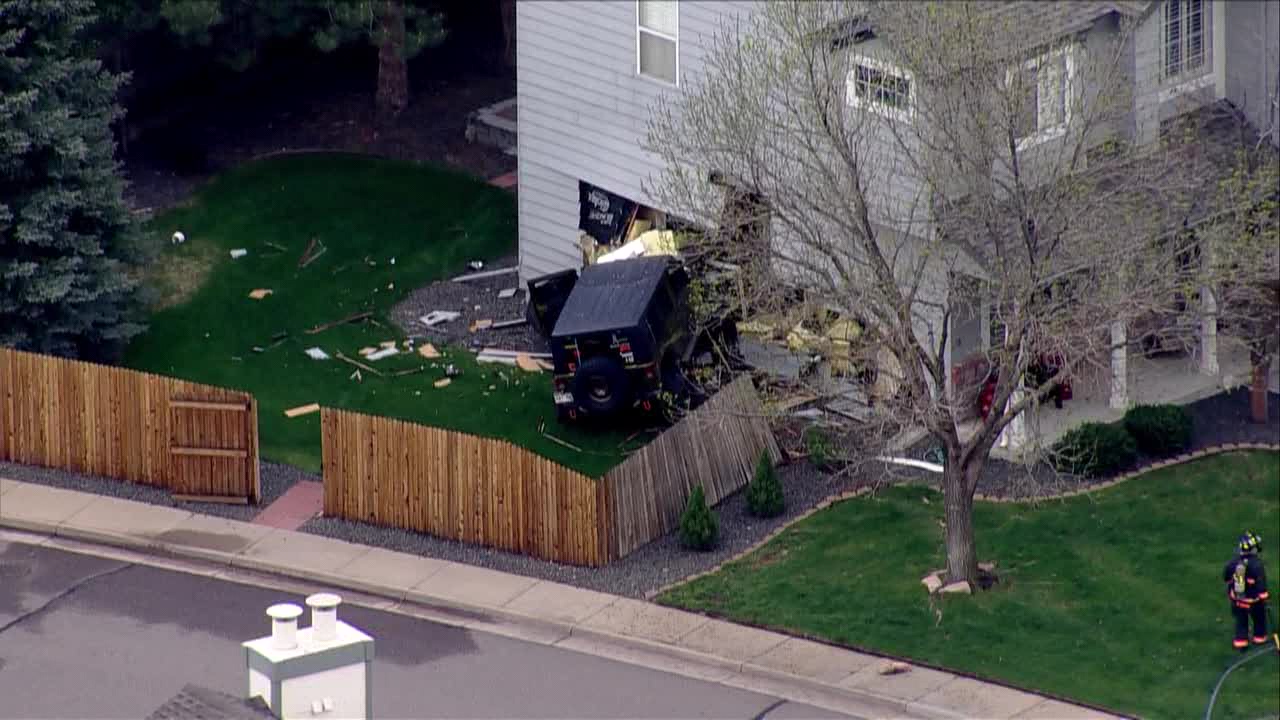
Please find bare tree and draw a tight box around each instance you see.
[646,1,1272,586]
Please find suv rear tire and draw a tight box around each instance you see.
[572,356,631,415]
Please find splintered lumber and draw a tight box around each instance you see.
[173,493,249,505]
[284,403,321,418]
[470,319,494,333]
[476,353,517,366]
[379,340,397,349]
[478,347,553,360]
[542,432,582,452]
[535,359,554,372]
[358,346,378,357]
[366,347,399,361]
[451,266,517,283]
[515,354,541,372]
[299,245,327,268]
[391,365,427,377]
[335,351,384,376]
[297,237,318,267]
[433,378,452,388]
[491,318,527,330]
[248,289,273,300]
[305,311,372,335]
[417,343,441,359]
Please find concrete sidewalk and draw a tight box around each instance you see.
[0,478,1117,720]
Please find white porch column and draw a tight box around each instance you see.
[1110,321,1129,410]
[1200,285,1219,375]
[998,388,1028,450]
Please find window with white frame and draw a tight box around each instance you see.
[637,0,678,84]
[1010,47,1075,147]
[846,57,914,121]
[1163,0,1205,79]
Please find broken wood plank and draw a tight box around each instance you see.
[248,288,273,300]
[284,403,321,418]
[417,343,441,359]
[170,400,249,412]
[379,340,397,349]
[172,493,250,505]
[335,352,384,376]
[299,245,327,268]
[358,346,378,357]
[490,318,528,330]
[451,266,518,283]
[515,354,542,372]
[391,365,427,378]
[433,378,452,388]
[477,348,553,359]
[470,319,494,333]
[542,432,582,452]
[171,446,249,458]
[476,354,517,366]
[305,311,372,335]
[366,347,399,361]
[264,241,289,252]
[535,359,555,372]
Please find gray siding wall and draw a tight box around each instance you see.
[1224,0,1280,147]
[516,0,758,280]
[1133,0,1219,145]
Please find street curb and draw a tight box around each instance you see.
[1,512,967,720]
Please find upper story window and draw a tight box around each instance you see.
[1164,0,1205,79]
[1010,46,1076,149]
[638,0,678,85]
[846,56,915,122]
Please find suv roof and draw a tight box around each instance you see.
[551,256,674,338]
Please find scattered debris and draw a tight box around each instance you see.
[542,432,582,452]
[297,237,328,268]
[390,257,396,265]
[478,347,553,360]
[264,241,288,252]
[391,365,426,377]
[771,394,817,413]
[248,289,273,300]
[433,378,452,389]
[476,352,516,366]
[535,359,554,372]
[420,310,461,327]
[229,249,248,259]
[490,318,528,330]
[304,347,330,360]
[305,311,372,335]
[366,347,399,361]
[379,340,397,349]
[252,331,289,353]
[452,266,517,283]
[498,287,518,299]
[172,231,186,245]
[939,580,972,595]
[921,572,944,594]
[417,344,441,359]
[444,364,461,377]
[284,403,320,418]
[358,346,378,357]
[515,354,542,372]
[470,319,494,333]
[878,662,912,676]
[335,351,383,376]
[468,260,485,270]
[978,561,997,573]
[349,369,363,382]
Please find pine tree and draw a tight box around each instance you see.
[0,0,144,359]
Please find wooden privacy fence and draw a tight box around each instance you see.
[321,409,606,565]
[0,347,260,502]
[600,376,780,559]
[321,375,777,566]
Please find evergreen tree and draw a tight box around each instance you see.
[0,0,144,359]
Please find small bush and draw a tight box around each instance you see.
[679,485,719,551]
[746,450,785,518]
[804,426,835,470]
[1051,422,1138,478]
[1123,404,1193,457]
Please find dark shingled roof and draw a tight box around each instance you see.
[147,685,276,720]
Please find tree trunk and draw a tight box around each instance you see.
[376,0,410,125]
[500,0,516,69]
[942,459,981,586]
[1250,348,1271,423]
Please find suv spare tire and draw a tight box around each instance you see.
[572,356,631,415]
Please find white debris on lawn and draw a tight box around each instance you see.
[229,248,248,259]
[304,347,329,360]
[366,347,399,361]
[420,310,461,327]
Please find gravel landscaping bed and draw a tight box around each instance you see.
[301,459,877,599]
[0,459,309,523]
[388,254,547,354]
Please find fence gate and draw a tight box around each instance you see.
[167,397,260,502]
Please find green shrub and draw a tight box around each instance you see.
[1123,404,1193,457]
[1051,422,1138,478]
[746,450,785,518]
[804,426,835,470]
[679,485,719,551]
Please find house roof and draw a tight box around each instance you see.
[146,685,276,720]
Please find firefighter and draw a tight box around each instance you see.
[1222,531,1270,651]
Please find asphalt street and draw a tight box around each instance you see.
[0,539,851,719]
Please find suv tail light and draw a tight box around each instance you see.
[619,343,631,354]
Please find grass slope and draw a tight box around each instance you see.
[659,451,1280,719]
[127,154,628,475]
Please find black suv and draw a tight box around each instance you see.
[527,256,696,422]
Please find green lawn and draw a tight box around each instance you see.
[126,153,629,475]
[659,451,1280,720]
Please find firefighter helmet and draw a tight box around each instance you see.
[1239,532,1262,554]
